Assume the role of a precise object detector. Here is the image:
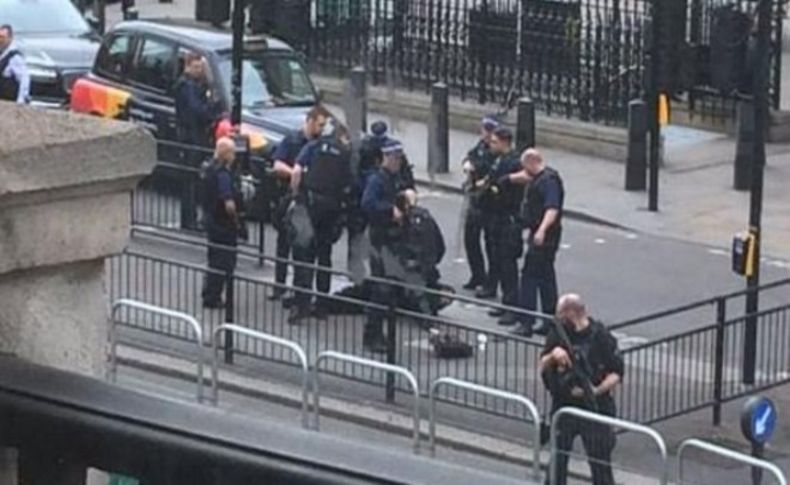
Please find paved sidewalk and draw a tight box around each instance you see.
[347,106,790,261]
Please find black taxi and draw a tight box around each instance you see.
[71,18,320,152]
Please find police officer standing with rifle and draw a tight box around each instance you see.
[540,294,623,485]
[288,123,353,322]
[460,116,499,292]
[476,128,524,326]
[269,107,329,301]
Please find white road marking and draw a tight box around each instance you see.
[707,248,729,257]
[560,243,572,250]
[767,260,790,269]
[625,233,639,240]
[454,257,467,264]
[594,238,606,244]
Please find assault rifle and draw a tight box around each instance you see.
[544,318,600,413]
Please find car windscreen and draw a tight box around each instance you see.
[0,0,91,35]
[218,52,316,109]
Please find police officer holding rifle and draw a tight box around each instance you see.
[540,293,624,485]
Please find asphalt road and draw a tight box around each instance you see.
[131,185,790,343]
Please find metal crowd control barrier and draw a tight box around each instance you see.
[211,324,310,429]
[313,351,421,453]
[549,407,669,485]
[428,377,542,480]
[678,438,787,485]
[109,298,205,403]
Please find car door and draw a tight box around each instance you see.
[125,34,179,142]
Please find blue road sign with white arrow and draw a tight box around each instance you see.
[741,396,778,445]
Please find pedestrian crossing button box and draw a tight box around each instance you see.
[732,232,756,277]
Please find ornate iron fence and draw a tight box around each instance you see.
[286,0,786,127]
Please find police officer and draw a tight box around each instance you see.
[475,128,524,326]
[175,52,220,157]
[540,294,623,485]
[288,123,353,322]
[202,138,246,308]
[461,115,499,291]
[0,25,30,104]
[512,148,565,337]
[269,107,329,301]
[360,139,408,352]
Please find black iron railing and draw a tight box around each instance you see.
[282,0,786,127]
[107,248,553,421]
[107,243,790,427]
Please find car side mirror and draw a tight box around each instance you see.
[315,89,324,103]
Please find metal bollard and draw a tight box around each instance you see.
[516,98,536,150]
[346,67,367,179]
[428,83,449,175]
[625,99,648,191]
[346,67,368,138]
[734,101,755,191]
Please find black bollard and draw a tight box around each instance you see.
[516,97,536,150]
[428,82,449,175]
[734,101,755,191]
[625,99,648,191]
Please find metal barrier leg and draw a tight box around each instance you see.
[385,308,397,403]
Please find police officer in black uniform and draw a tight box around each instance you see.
[174,52,219,156]
[174,52,221,230]
[461,115,499,291]
[269,107,329,301]
[540,294,623,485]
[360,139,409,352]
[202,138,246,308]
[475,128,524,325]
[288,123,353,322]
[512,148,565,337]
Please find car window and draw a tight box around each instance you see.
[129,37,177,92]
[218,53,316,109]
[95,34,133,79]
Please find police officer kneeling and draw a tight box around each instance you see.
[289,123,353,322]
[540,294,624,485]
[202,137,247,308]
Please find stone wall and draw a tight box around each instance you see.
[0,101,155,378]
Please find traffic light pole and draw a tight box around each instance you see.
[230,0,245,127]
[743,0,771,385]
[647,1,661,212]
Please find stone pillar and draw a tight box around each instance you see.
[0,103,155,377]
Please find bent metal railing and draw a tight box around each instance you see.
[313,351,421,453]
[549,407,669,485]
[678,438,787,485]
[429,377,542,480]
[211,324,310,429]
[109,298,205,403]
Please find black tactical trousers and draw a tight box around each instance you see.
[292,215,337,309]
[464,206,488,286]
[484,217,520,306]
[549,402,617,485]
[520,246,559,327]
[203,225,237,304]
